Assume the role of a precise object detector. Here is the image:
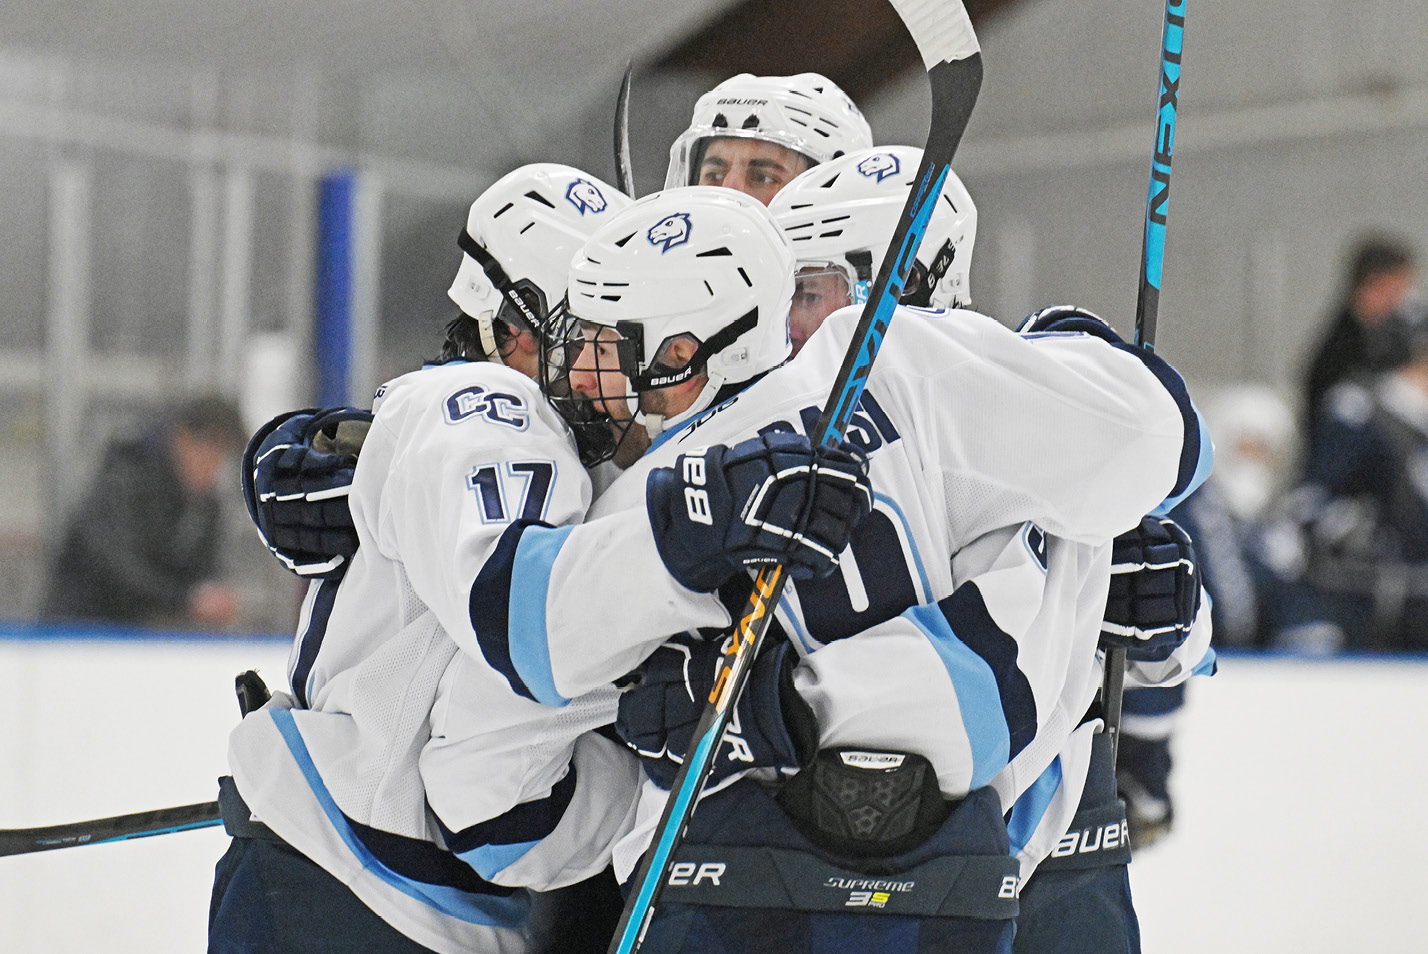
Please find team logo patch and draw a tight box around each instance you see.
[857,152,901,182]
[648,213,692,253]
[565,178,607,215]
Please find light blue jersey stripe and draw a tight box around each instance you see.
[1007,757,1063,854]
[1192,645,1217,677]
[508,524,576,707]
[457,839,542,881]
[269,709,528,927]
[905,604,1010,788]
[1155,405,1214,515]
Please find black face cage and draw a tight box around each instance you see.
[538,298,762,466]
[539,297,639,467]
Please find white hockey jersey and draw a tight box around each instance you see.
[494,304,1214,880]
[227,360,639,954]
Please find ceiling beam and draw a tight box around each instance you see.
[656,0,1026,101]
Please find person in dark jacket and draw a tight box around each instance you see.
[1302,234,1418,434]
[43,395,246,628]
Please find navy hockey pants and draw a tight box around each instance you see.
[1012,733,1141,954]
[636,781,1018,954]
[208,834,442,954]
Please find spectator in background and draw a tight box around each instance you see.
[42,395,246,630]
[1277,323,1428,651]
[1302,234,1419,438]
[1119,384,1298,848]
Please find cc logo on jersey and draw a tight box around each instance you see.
[444,386,530,430]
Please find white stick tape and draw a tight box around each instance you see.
[888,0,980,69]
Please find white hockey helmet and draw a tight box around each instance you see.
[665,73,873,192]
[769,145,977,313]
[447,163,631,362]
[550,186,795,460]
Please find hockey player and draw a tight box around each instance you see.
[664,72,873,206]
[766,147,1214,952]
[767,144,976,353]
[212,164,637,954]
[514,183,1212,952]
[218,168,870,954]
[245,167,1210,952]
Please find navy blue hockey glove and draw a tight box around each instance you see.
[1101,515,1200,663]
[615,632,818,790]
[646,431,873,593]
[241,406,373,578]
[1017,304,1124,343]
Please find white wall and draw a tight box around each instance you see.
[0,635,290,953]
[2,638,1426,952]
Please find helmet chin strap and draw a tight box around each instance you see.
[477,310,506,365]
[635,372,725,440]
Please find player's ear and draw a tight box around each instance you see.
[658,334,700,370]
[507,323,540,357]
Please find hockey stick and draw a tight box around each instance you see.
[614,62,636,197]
[608,4,981,952]
[0,671,267,858]
[1102,0,1187,766]
[0,801,221,858]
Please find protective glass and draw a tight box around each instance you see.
[790,264,863,353]
[669,129,818,191]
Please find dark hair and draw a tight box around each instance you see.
[1348,234,1415,292]
[174,395,245,448]
[431,312,511,365]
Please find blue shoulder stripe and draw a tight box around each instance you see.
[468,519,574,707]
[440,767,579,880]
[937,583,1038,761]
[1114,342,1213,505]
[905,585,1039,788]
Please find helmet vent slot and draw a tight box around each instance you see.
[703,281,714,296]
[819,175,840,189]
[695,246,733,257]
[493,202,514,218]
[525,191,555,209]
[736,267,752,287]
[614,232,636,247]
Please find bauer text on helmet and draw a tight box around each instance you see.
[666,73,873,206]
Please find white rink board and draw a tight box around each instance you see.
[0,636,290,954]
[1130,654,1428,953]
[2,639,1426,953]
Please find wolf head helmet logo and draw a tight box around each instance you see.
[565,178,608,215]
[856,152,901,183]
[647,213,693,253]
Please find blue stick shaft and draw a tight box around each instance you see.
[1106,0,1186,764]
